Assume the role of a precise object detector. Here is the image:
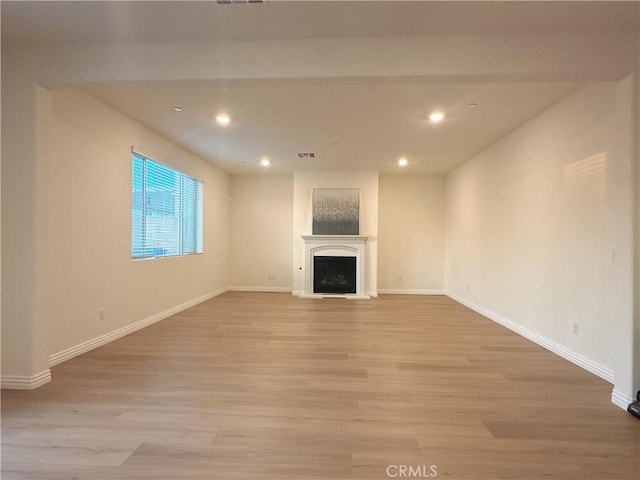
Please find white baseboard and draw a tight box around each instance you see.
[611,389,634,411]
[48,288,227,368]
[447,293,615,384]
[1,369,51,390]
[227,286,292,293]
[378,289,446,295]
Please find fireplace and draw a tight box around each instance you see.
[299,235,370,299]
[313,256,356,294]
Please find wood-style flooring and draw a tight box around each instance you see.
[2,293,639,479]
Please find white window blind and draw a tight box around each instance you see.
[132,153,203,259]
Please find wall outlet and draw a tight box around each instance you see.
[611,249,617,262]
[572,321,580,335]
[267,274,275,280]
[466,284,470,294]
[99,308,105,321]
[398,275,404,283]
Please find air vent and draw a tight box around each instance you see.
[217,0,264,4]
[297,153,317,159]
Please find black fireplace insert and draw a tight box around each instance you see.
[313,256,357,294]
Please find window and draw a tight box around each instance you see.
[132,153,203,259]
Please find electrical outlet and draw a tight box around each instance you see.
[267,274,275,280]
[572,321,579,335]
[399,275,404,283]
[99,308,105,321]
[611,249,617,262]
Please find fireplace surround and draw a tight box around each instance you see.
[299,235,369,299]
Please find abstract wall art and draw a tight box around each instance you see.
[312,188,360,235]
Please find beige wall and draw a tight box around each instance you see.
[46,90,229,358]
[229,175,293,290]
[292,171,379,296]
[229,173,446,295]
[378,175,445,293]
[446,82,634,401]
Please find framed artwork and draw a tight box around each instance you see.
[312,188,360,235]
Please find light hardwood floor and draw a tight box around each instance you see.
[2,293,638,479]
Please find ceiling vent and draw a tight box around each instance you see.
[297,153,317,159]
[217,0,264,4]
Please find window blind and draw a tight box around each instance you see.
[131,153,203,259]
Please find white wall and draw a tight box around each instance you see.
[446,82,634,399]
[613,74,639,405]
[292,171,379,296]
[229,175,293,290]
[635,70,640,399]
[378,175,445,293]
[46,90,229,358]
[1,75,53,382]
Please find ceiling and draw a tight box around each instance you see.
[85,81,581,175]
[2,1,638,46]
[3,1,637,175]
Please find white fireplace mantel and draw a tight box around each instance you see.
[299,235,369,299]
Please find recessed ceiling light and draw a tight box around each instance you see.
[260,157,270,167]
[398,157,409,167]
[216,114,231,126]
[429,111,445,123]
[468,103,478,108]
[173,106,183,112]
